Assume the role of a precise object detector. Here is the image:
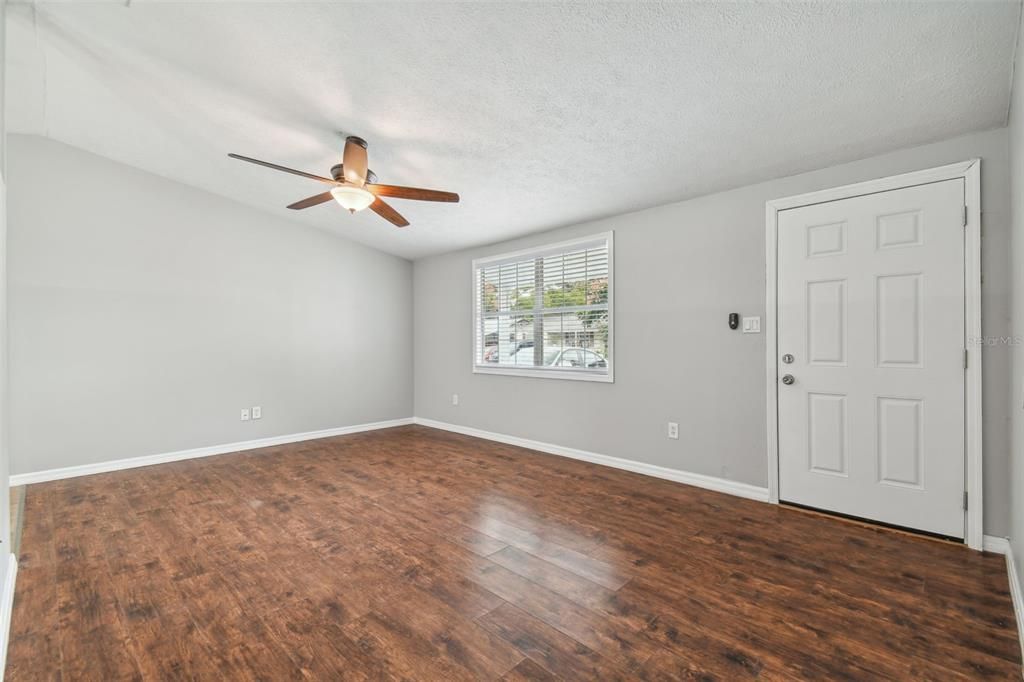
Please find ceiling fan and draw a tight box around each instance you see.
[228,136,459,228]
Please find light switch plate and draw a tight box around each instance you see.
[251,406,262,420]
[240,408,251,421]
[742,316,761,334]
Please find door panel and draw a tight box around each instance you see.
[876,397,924,488]
[876,274,922,367]
[777,178,965,538]
[807,279,847,365]
[808,393,847,476]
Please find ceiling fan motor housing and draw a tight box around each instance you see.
[331,164,377,184]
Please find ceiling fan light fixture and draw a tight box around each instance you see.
[330,184,375,213]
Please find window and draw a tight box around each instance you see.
[473,232,613,382]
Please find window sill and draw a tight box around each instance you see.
[472,365,614,383]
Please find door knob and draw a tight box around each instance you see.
[781,374,795,385]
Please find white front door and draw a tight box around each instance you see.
[777,179,966,538]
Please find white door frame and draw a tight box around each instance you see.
[765,160,983,550]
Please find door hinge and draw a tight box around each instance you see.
[962,205,968,227]
[964,349,968,370]
[963,491,968,510]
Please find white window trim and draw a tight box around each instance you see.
[471,231,614,383]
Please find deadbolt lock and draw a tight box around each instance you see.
[782,354,794,364]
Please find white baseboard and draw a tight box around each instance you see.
[9,417,415,486]
[412,417,770,503]
[0,553,17,680]
[1007,547,1024,672]
[985,536,1024,672]
[985,535,1012,555]
[983,536,1024,670]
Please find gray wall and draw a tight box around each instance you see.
[0,0,11,582]
[7,135,413,476]
[1009,7,1024,581]
[414,127,1013,536]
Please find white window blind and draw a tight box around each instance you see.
[473,232,613,382]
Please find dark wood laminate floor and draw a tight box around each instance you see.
[6,425,1020,680]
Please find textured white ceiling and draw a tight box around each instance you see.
[6,1,1020,259]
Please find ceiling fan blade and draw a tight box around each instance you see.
[228,153,338,185]
[370,197,410,227]
[287,191,335,210]
[365,184,459,203]
[342,137,369,186]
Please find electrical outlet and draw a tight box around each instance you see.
[452,393,459,406]
[240,408,251,421]
[667,422,679,440]
[252,406,262,420]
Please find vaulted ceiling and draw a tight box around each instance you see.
[6,1,1020,259]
